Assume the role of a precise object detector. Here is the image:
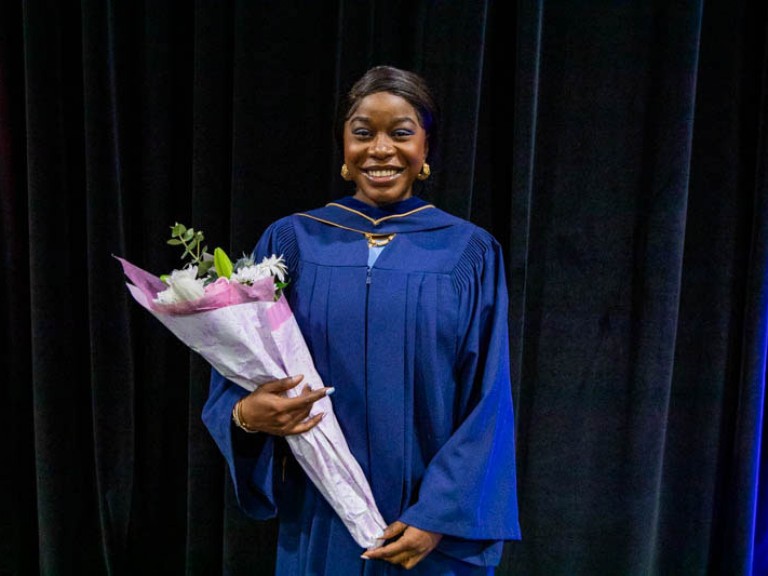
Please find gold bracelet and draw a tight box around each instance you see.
[232,398,259,433]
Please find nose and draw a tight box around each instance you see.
[369,134,394,157]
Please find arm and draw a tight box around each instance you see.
[201,368,278,518]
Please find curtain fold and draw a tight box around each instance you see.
[732,10,768,570]
[81,0,137,571]
[1,1,766,574]
[751,71,768,572]
[505,0,541,425]
[23,0,101,572]
[0,1,35,573]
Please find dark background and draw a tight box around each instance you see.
[1,1,767,574]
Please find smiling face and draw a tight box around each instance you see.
[343,91,429,207]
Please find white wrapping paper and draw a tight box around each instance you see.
[117,257,386,549]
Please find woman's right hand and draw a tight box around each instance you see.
[236,375,331,436]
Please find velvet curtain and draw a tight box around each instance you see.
[1,1,766,574]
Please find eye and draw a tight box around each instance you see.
[393,129,414,139]
[352,128,372,139]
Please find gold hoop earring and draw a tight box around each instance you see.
[416,162,431,181]
[340,164,351,180]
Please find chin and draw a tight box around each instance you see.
[356,189,412,207]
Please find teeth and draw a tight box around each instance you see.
[367,169,398,177]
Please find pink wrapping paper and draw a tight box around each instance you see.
[115,256,386,549]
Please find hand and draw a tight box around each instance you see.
[237,375,331,436]
[361,521,443,570]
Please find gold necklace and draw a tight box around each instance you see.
[297,213,397,247]
[364,232,396,247]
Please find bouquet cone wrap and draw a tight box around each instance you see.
[116,256,386,549]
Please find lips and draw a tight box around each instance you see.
[362,167,403,181]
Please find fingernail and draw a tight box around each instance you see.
[360,555,369,560]
[325,387,335,396]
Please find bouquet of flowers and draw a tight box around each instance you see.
[116,223,386,549]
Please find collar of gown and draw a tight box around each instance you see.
[297,195,457,234]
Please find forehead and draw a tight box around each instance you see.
[347,92,420,124]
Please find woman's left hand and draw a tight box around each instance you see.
[361,521,443,570]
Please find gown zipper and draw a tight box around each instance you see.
[364,265,372,481]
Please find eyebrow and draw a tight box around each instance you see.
[348,115,418,125]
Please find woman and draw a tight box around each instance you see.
[203,65,521,575]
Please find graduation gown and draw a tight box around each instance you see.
[202,196,521,575]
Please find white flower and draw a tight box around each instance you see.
[258,255,288,283]
[231,255,287,285]
[231,264,271,285]
[155,265,206,304]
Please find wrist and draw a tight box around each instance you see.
[232,398,259,433]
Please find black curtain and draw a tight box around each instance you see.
[1,1,767,574]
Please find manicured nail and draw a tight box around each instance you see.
[325,387,335,396]
[360,555,369,560]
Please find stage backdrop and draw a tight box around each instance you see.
[1,1,766,575]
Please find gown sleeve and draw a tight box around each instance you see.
[200,217,298,520]
[398,230,521,561]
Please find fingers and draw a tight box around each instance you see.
[381,521,407,541]
[259,374,304,393]
[363,542,414,567]
[259,375,333,405]
[283,411,325,435]
[238,375,334,436]
[362,525,442,569]
[284,384,334,409]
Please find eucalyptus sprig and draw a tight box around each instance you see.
[165,222,215,279]
[167,222,206,263]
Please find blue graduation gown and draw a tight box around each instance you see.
[202,196,521,575]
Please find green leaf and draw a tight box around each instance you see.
[167,238,183,245]
[183,228,195,241]
[197,260,214,277]
[171,223,186,237]
[214,247,234,279]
